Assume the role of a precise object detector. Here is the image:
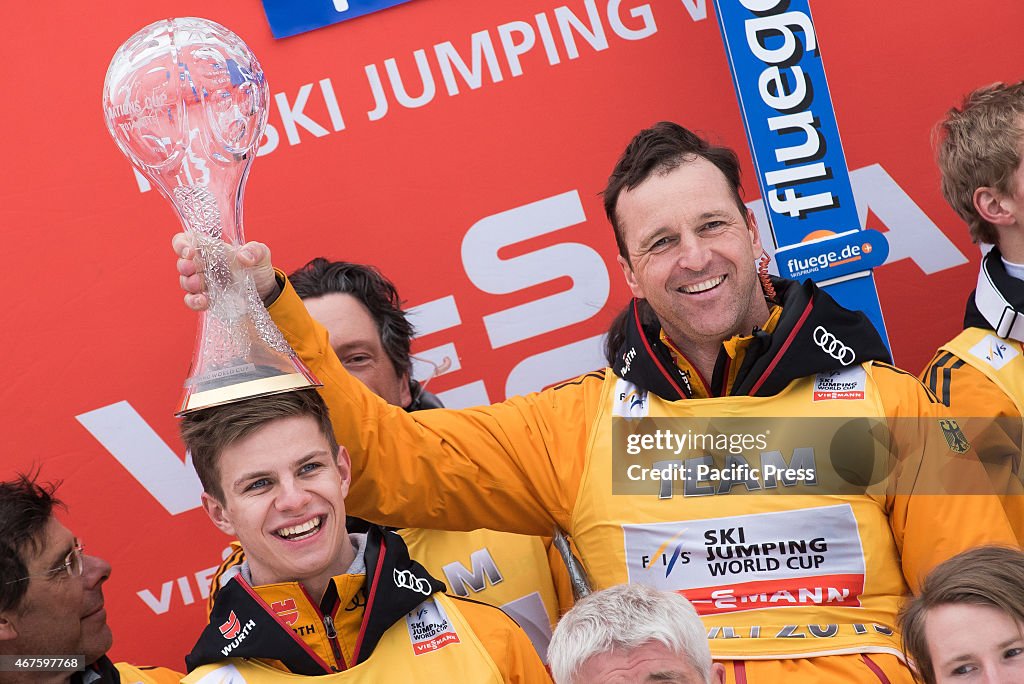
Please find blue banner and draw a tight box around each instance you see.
[712,0,890,350]
[777,229,889,282]
[261,0,414,39]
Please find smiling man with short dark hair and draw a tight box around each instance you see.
[0,473,179,684]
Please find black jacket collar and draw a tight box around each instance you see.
[186,526,445,675]
[611,278,891,399]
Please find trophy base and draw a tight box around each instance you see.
[175,371,320,416]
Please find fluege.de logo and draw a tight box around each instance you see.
[776,228,889,284]
[785,241,870,278]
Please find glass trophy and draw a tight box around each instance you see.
[102,17,320,415]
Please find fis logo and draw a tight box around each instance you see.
[219,611,242,640]
[939,419,970,454]
[641,529,691,577]
[619,390,646,412]
[969,334,1019,370]
[614,380,649,417]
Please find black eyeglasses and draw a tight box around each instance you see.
[5,540,84,584]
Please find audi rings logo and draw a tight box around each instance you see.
[813,326,856,366]
[394,569,432,596]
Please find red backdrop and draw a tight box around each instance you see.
[2,0,1021,669]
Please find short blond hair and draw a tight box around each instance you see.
[936,81,1024,245]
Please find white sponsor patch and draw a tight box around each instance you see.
[812,366,866,401]
[613,378,649,417]
[968,334,1020,371]
[623,505,866,616]
[406,599,461,655]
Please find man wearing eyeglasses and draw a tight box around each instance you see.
[0,474,180,684]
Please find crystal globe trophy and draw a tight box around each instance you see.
[102,17,320,415]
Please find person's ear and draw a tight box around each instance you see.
[336,446,352,500]
[0,610,19,641]
[974,186,1017,227]
[618,254,645,300]
[202,492,235,536]
[398,371,412,408]
[746,208,764,252]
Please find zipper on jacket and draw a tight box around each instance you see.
[298,583,347,671]
[322,614,345,669]
[324,614,338,638]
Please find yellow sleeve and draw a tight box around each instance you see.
[921,350,1022,420]
[113,664,183,684]
[268,276,603,536]
[874,363,1019,592]
[449,597,553,684]
[920,351,1024,543]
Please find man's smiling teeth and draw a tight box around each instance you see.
[680,275,725,294]
[275,516,323,540]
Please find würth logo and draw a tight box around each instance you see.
[220,611,242,640]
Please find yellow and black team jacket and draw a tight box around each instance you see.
[922,247,1024,542]
[187,527,548,683]
[267,275,1017,662]
[70,658,180,684]
[206,388,570,663]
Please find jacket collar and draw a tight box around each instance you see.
[965,246,1024,340]
[611,278,891,399]
[72,657,119,684]
[186,526,445,675]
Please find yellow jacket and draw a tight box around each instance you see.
[268,277,1017,659]
[186,527,548,682]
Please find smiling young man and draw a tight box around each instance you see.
[0,474,179,684]
[179,388,548,682]
[203,258,570,663]
[175,121,1018,683]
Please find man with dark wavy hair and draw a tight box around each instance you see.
[0,473,179,684]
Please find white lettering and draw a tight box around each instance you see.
[462,191,610,349]
[275,84,330,145]
[435,31,504,95]
[76,401,202,515]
